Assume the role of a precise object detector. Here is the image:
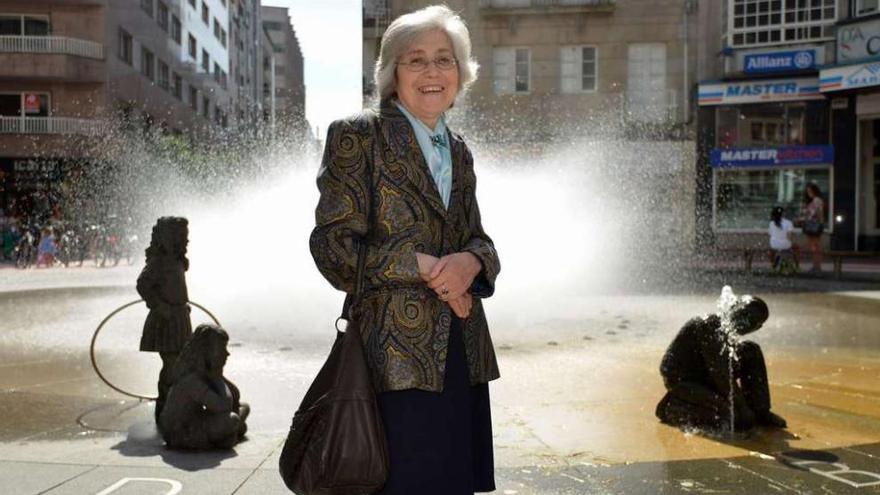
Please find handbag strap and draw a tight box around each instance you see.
[338,113,379,326]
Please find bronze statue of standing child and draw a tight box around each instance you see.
[137,217,193,422]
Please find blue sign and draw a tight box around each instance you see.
[744,50,816,74]
[711,146,834,168]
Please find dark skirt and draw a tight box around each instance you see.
[375,318,496,495]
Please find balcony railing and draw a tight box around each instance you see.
[480,0,615,9]
[0,35,104,59]
[0,117,105,135]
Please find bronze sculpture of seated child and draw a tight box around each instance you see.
[159,324,250,450]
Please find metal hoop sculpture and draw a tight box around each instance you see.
[90,299,222,400]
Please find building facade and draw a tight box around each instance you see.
[261,5,306,141]
[364,0,699,144]
[696,0,878,251]
[0,0,240,218]
[819,0,880,250]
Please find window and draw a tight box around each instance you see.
[0,92,49,117]
[188,0,195,7]
[172,72,182,99]
[202,49,210,72]
[715,168,831,230]
[214,18,221,38]
[188,34,197,59]
[0,15,49,35]
[141,0,153,17]
[203,96,210,118]
[726,0,836,48]
[561,45,597,93]
[220,28,227,48]
[171,15,181,44]
[627,43,667,123]
[118,28,133,65]
[214,62,221,83]
[715,103,806,149]
[141,47,155,80]
[856,0,878,16]
[189,85,198,111]
[158,60,169,90]
[202,2,209,25]
[157,1,168,31]
[492,47,529,95]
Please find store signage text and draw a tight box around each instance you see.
[710,146,834,168]
[699,78,821,105]
[743,50,815,74]
[838,18,880,62]
[820,62,880,92]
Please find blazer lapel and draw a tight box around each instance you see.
[378,100,448,220]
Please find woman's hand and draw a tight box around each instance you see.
[447,292,473,319]
[427,252,482,301]
[416,252,440,282]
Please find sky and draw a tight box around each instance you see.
[263,0,362,139]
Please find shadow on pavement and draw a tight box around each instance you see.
[111,421,239,471]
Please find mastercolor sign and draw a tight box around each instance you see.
[698,78,822,105]
[710,146,834,168]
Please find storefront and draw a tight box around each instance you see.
[818,14,880,251]
[696,76,833,246]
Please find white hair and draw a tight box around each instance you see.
[373,5,479,101]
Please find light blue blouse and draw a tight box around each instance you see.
[394,101,453,209]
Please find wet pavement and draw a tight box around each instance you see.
[2,267,880,493]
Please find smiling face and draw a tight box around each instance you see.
[395,28,459,129]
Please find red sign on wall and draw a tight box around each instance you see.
[24,94,41,114]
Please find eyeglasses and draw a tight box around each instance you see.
[397,55,458,72]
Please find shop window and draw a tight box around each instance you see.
[715,103,806,148]
[715,168,831,230]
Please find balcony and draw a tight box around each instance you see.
[0,36,105,82]
[479,0,615,15]
[0,117,105,135]
[0,35,103,59]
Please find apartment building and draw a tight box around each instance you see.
[229,0,265,135]
[0,0,238,217]
[364,0,699,143]
[261,5,306,141]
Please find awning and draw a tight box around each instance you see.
[819,61,880,92]
[698,77,822,106]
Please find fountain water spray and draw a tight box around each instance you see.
[716,285,741,433]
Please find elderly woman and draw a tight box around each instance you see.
[309,5,500,494]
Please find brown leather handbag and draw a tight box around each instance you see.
[279,223,388,493]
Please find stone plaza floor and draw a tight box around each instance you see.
[1,265,880,494]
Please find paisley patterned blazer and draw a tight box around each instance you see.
[309,100,501,393]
